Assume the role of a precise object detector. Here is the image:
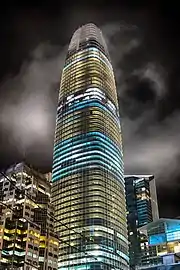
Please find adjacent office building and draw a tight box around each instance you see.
[0,162,59,270]
[138,218,180,269]
[125,175,159,269]
[52,23,129,270]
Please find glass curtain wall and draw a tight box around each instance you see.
[52,23,129,270]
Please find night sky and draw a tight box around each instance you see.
[0,1,180,218]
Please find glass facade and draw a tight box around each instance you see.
[139,219,180,269]
[52,23,129,270]
[125,175,159,269]
[0,162,59,270]
[139,265,180,270]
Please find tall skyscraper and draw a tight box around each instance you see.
[125,175,159,269]
[52,23,129,270]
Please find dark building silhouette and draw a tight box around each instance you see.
[125,175,159,269]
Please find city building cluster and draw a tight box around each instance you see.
[0,163,58,270]
[0,23,179,270]
[125,176,180,270]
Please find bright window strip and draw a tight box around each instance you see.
[63,47,113,71]
[57,99,120,125]
[54,131,122,152]
[52,162,124,184]
[53,139,122,161]
[53,150,122,175]
[53,147,123,171]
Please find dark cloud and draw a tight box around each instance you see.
[0,3,180,217]
[0,44,67,168]
[101,21,180,187]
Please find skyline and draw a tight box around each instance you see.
[0,2,180,218]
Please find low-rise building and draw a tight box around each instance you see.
[138,218,180,269]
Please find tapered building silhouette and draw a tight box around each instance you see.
[52,23,129,270]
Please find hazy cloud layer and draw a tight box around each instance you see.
[0,21,179,185]
[103,22,178,184]
[0,44,67,167]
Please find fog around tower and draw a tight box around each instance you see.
[0,20,180,190]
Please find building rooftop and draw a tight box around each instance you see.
[68,23,109,58]
[139,218,180,237]
[125,174,154,178]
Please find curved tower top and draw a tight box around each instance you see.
[68,23,110,59]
